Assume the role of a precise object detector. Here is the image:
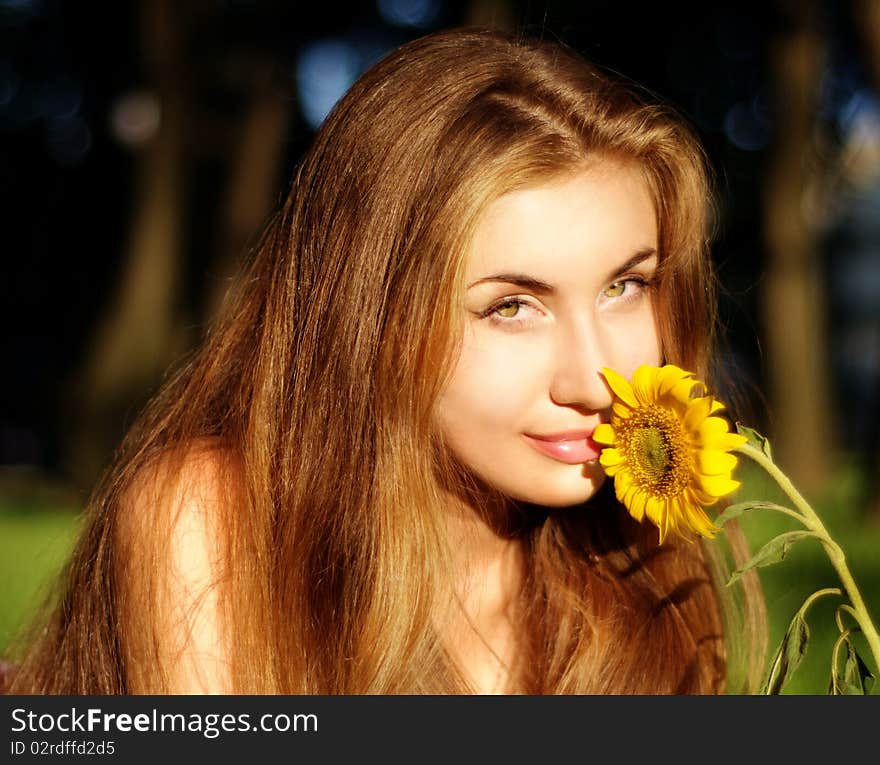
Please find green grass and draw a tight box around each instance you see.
[0,497,81,655]
[1,458,878,693]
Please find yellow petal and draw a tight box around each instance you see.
[628,489,647,521]
[702,432,748,452]
[622,483,640,514]
[631,364,657,406]
[682,500,717,538]
[697,473,741,498]
[599,447,623,467]
[691,485,720,507]
[602,367,639,409]
[683,395,713,433]
[645,494,664,526]
[699,415,729,440]
[676,491,699,518]
[696,449,738,476]
[680,488,704,512]
[612,400,632,420]
[695,510,720,539]
[669,380,700,408]
[593,423,616,445]
[658,499,671,543]
[657,364,694,396]
[614,471,632,502]
[709,399,725,414]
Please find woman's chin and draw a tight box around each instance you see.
[508,468,607,509]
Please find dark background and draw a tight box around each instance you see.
[1,0,878,505]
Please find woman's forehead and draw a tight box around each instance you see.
[464,161,658,285]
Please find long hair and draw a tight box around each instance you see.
[8,27,765,694]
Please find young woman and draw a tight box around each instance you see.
[8,26,766,694]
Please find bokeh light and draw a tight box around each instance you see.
[723,98,770,151]
[296,38,362,130]
[110,90,161,148]
[377,0,441,29]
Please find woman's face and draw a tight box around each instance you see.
[436,159,662,507]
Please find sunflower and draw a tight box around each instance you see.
[592,364,747,543]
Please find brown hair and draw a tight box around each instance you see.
[8,26,765,694]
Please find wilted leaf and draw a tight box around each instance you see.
[830,635,849,695]
[736,423,773,459]
[726,530,818,586]
[761,611,810,695]
[715,501,795,528]
[841,640,874,695]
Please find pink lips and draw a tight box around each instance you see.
[523,430,603,465]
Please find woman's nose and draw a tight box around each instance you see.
[548,324,613,412]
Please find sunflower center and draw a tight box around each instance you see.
[632,427,669,480]
[617,405,691,497]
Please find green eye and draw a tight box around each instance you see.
[495,301,521,318]
[603,281,626,298]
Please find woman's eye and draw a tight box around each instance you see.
[478,297,538,327]
[495,300,521,318]
[603,281,627,298]
[602,277,652,302]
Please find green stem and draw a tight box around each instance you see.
[829,629,853,695]
[835,604,860,634]
[802,587,842,616]
[736,442,880,677]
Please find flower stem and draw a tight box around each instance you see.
[736,442,880,677]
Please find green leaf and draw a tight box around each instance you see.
[829,635,867,695]
[726,530,818,586]
[761,610,810,694]
[736,423,773,459]
[714,500,795,528]
[842,641,875,695]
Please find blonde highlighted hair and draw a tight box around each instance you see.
[9,27,765,694]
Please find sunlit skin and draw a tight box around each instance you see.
[437,158,663,509]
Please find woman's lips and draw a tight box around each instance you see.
[522,431,602,465]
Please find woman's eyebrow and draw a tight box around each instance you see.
[467,249,658,292]
[467,274,556,293]
[610,248,657,278]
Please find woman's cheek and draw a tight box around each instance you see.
[472,337,550,419]
[604,309,662,376]
[438,334,546,446]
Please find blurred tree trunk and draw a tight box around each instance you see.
[466,0,515,29]
[855,0,880,86]
[852,0,880,519]
[205,74,293,320]
[64,0,191,487]
[761,3,834,496]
